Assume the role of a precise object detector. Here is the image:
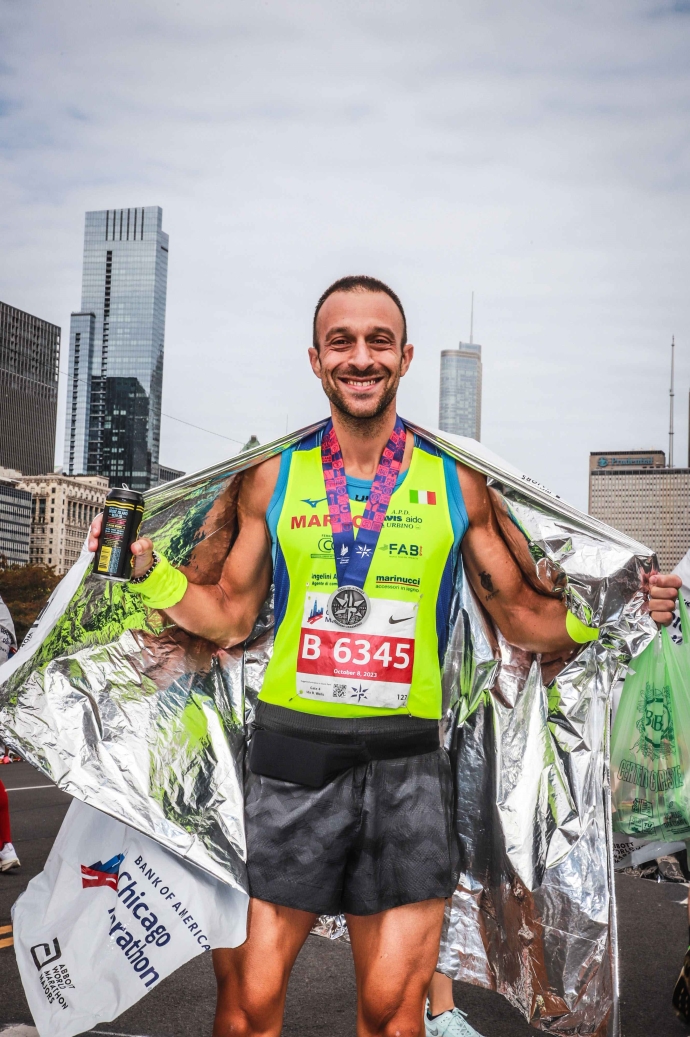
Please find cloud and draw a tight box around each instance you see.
[1,0,690,507]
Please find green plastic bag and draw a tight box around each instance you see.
[612,596,690,840]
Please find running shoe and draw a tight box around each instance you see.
[673,946,690,1023]
[425,1004,486,1037]
[0,842,20,872]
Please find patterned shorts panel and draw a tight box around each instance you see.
[245,748,459,916]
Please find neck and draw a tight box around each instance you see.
[330,400,398,480]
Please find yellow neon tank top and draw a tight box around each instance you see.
[259,427,468,719]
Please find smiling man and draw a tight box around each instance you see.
[90,275,680,1037]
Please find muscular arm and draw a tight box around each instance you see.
[90,457,280,648]
[164,458,277,645]
[458,463,573,654]
[457,463,680,650]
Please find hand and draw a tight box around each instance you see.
[87,513,155,579]
[644,572,682,627]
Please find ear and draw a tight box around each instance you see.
[308,346,322,378]
[400,343,414,377]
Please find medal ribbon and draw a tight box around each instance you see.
[322,416,407,588]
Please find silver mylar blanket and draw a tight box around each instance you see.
[0,423,657,1037]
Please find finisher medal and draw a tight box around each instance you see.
[321,416,407,628]
[327,585,370,628]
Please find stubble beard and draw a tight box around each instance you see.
[322,369,400,437]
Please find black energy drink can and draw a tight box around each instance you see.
[93,487,145,582]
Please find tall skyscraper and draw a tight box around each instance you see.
[439,342,482,440]
[64,206,169,492]
[0,300,60,475]
[588,450,690,570]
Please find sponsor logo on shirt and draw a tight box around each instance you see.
[375,574,420,587]
[378,543,423,558]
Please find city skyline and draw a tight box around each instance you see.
[63,207,169,492]
[3,4,690,512]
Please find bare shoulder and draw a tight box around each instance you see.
[455,461,491,526]
[238,454,281,519]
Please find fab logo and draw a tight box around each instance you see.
[380,543,422,558]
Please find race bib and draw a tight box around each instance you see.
[296,592,417,709]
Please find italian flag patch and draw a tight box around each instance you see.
[409,489,436,505]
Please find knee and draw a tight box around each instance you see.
[214,981,286,1037]
[360,1002,423,1037]
[213,1001,283,1037]
[213,1007,266,1037]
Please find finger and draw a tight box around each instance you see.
[649,586,679,600]
[130,539,154,578]
[648,607,677,621]
[649,602,676,617]
[131,538,153,557]
[648,592,677,605]
[649,573,683,588]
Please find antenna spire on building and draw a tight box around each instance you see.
[669,335,675,469]
[469,291,474,345]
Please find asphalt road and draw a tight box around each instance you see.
[0,760,689,1037]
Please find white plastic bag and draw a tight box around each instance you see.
[611,830,686,869]
[12,799,248,1037]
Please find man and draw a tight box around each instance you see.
[90,275,680,1037]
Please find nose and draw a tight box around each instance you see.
[348,336,375,369]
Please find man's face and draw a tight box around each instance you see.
[309,290,414,420]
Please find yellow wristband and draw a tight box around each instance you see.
[129,553,188,610]
[566,609,599,644]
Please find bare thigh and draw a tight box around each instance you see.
[212,897,317,1037]
[347,898,446,1037]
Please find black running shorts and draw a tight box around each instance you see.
[245,703,459,916]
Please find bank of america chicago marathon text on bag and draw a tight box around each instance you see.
[34,848,216,1018]
[12,799,248,1037]
[107,851,216,983]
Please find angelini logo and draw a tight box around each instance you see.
[81,853,126,890]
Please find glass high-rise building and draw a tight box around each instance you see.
[439,342,482,440]
[64,206,169,491]
[0,300,60,475]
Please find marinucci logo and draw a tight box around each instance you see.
[375,574,420,587]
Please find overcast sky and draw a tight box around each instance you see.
[2,0,690,510]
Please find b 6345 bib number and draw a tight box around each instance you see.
[298,630,414,682]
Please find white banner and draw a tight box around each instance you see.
[12,800,248,1037]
